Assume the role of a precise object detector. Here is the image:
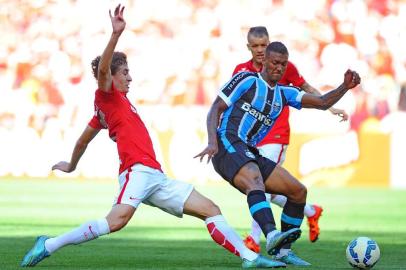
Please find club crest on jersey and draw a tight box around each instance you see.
[241,102,273,126]
[245,149,255,159]
[272,102,281,111]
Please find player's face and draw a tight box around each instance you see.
[113,64,132,93]
[247,35,269,66]
[263,51,288,83]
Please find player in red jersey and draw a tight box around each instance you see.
[234,27,348,260]
[20,6,285,269]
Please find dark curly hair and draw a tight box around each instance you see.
[91,51,128,80]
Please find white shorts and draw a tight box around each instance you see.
[114,164,194,218]
[257,143,288,165]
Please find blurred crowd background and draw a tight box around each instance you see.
[0,0,405,185]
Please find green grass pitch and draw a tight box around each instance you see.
[1,178,405,269]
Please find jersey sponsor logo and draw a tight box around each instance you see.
[227,72,246,92]
[241,102,273,126]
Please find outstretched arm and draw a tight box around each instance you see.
[194,97,228,163]
[301,82,349,121]
[301,70,360,110]
[98,4,126,92]
[52,126,100,173]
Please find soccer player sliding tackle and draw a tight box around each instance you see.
[20,4,286,269]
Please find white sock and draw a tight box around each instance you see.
[270,194,287,208]
[45,218,110,254]
[265,193,272,202]
[249,220,262,244]
[266,229,279,242]
[276,248,291,258]
[304,204,316,217]
[206,215,258,261]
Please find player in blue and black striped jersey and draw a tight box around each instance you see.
[195,41,360,265]
[217,70,303,148]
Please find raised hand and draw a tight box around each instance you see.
[52,161,74,173]
[343,69,361,90]
[194,143,218,164]
[109,4,126,34]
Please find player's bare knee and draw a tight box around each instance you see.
[300,184,307,202]
[106,208,133,232]
[291,183,307,203]
[235,172,264,193]
[248,176,265,191]
[108,215,130,232]
[203,200,221,217]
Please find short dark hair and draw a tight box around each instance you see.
[91,51,128,80]
[265,41,289,56]
[247,26,269,41]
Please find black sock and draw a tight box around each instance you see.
[247,190,276,237]
[280,200,305,249]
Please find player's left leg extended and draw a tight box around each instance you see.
[21,204,135,267]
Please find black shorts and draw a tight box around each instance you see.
[212,136,277,187]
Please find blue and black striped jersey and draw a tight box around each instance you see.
[217,72,305,151]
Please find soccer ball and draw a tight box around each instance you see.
[346,237,380,269]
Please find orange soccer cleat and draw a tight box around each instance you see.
[307,205,323,242]
[243,235,261,253]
